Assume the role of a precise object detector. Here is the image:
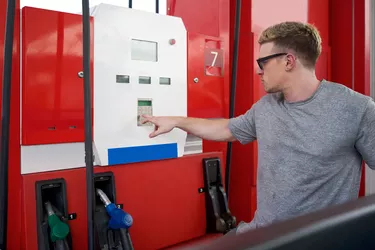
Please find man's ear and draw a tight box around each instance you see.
[285,54,296,71]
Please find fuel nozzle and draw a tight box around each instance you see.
[44,201,70,242]
[97,188,111,206]
[96,188,133,229]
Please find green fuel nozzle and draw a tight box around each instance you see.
[44,201,70,242]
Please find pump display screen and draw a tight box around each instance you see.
[131,39,158,62]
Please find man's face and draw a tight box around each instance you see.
[256,43,288,93]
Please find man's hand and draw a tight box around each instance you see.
[141,115,180,138]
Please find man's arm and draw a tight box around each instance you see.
[174,117,236,141]
[227,107,257,144]
[141,105,257,143]
[355,98,375,170]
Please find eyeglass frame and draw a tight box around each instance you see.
[256,53,288,70]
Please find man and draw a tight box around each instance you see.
[141,21,375,234]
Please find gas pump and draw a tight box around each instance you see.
[0,0,237,248]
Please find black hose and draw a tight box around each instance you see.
[81,0,95,249]
[129,0,132,8]
[119,228,134,250]
[54,239,70,250]
[225,0,241,201]
[0,0,16,249]
[156,0,159,13]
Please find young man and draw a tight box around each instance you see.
[141,21,375,234]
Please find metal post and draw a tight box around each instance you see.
[0,0,16,249]
[225,0,241,200]
[81,0,95,249]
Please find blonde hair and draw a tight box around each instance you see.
[258,21,322,68]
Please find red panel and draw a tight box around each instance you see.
[22,152,223,250]
[330,0,369,197]
[171,0,230,173]
[167,0,220,38]
[0,1,22,249]
[187,33,229,157]
[21,7,94,145]
[187,33,225,119]
[329,0,352,88]
[186,34,227,173]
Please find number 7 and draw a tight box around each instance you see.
[210,51,218,66]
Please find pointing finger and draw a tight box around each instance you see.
[141,114,153,124]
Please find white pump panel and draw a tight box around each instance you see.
[92,4,187,166]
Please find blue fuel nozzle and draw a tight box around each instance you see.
[106,203,133,229]
[96,188,133,229]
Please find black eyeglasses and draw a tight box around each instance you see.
[256,53,287,70]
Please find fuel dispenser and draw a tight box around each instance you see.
[17,2,186,249]
[0,0,238,248]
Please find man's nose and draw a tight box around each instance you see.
[256,68,264,75]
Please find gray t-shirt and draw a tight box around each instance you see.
[228,79,375,234]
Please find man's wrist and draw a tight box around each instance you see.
[173,116,188,129]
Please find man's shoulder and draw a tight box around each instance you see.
[323,80,371,103]
[321,79,372,116]
[251,79,372,111]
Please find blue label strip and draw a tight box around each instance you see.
[107,143,178,165]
